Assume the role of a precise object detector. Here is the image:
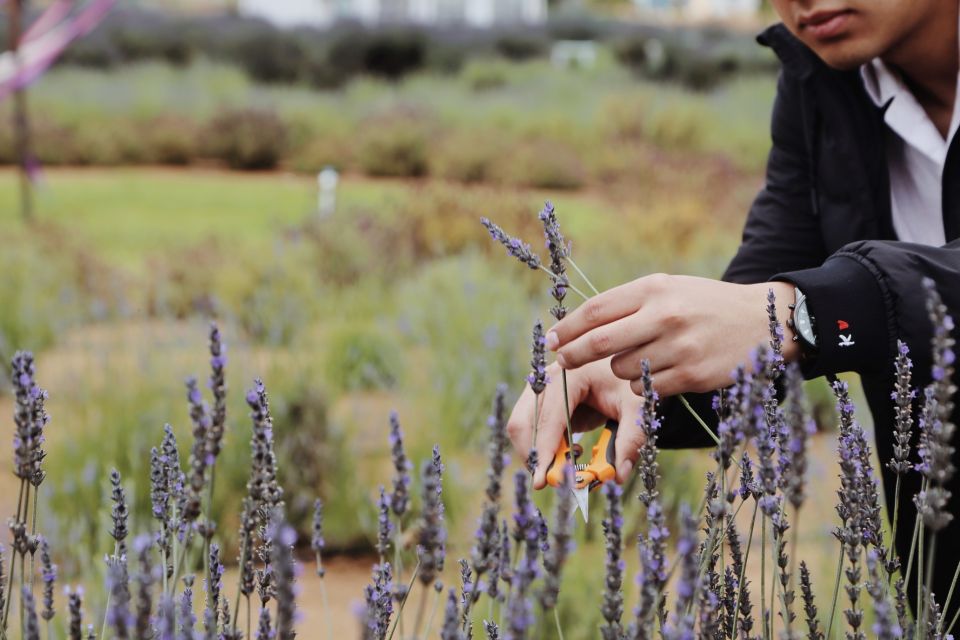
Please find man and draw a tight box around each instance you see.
[507,0,960,610]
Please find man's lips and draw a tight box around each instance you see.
[799,9,854,40]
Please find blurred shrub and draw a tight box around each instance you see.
[646,103,708,150]
[356,115,430,178]
[142,115,200,165]
[459,58,511,92]
[432,130,504,183]
[203,109,287,170]
[327,27,428,81]
[323,324,404,393]
[494,33,549,61]
[495,139,587,190]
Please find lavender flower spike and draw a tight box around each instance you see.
[11,351,48,487]
[538,201,569,321]
[23,586,41,640]
[480,217,541,270]
[539,466,574,611]
[441,587,464,640]
[663,505,698,640]
[312,498,326,578]
[206,322,228,464]
[132,535,155,640]
[866,549,901,640]
[418,446,447,589]
[39,535,56,621]
[914,278,957,532]
[600,483,624,640]
[205,543,224,640]
[67,587,83,640]
[376,485,393,562]
[528,321,548,395]
[766,288,786,375]
[110,469,129,557]
[271,522,298,640]
[388,411,412,519]
[889,339,915,476]
[361,562,393,640]
[183,375,212,523]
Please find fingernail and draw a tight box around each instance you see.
[556,352,568,368]
[545,331,559,351]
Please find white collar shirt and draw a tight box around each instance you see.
[859,37,960,247]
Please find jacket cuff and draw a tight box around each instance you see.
[771,254,891,378]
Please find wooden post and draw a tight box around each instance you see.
[8,0,34,222]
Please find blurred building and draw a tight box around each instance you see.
[632,0,760,22]
[237,0,548,28]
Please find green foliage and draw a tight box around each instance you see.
[397,255,532,447]
[356,115,431,178]
[323,324,404,393]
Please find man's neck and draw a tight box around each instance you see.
[883,1,959,138]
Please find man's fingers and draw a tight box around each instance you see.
[613,395,644,483]
[506,385,537,462]
[546,279,646,351]
[556,313,658,370]
[532,367,589,489]
[630,366,686,399]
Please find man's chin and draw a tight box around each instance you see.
[808,42,877,71]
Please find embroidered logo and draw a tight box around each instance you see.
[839,334,855,347]
[837,320,849,330]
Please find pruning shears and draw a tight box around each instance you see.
[544,419,618,523]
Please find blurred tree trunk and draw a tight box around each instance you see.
[7,0,33,222]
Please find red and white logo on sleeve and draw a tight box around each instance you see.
[837,320,854,347]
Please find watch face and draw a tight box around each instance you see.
[796,298,817,345]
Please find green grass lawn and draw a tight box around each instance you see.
[0,167,630,273]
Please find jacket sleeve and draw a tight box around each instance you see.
[658,68,829,449]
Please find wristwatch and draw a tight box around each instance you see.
[787,286,818,357]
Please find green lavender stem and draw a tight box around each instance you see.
[566,256,599,299]
[825,546,846,640]
[2,478,26,630]
[386,559,421,640]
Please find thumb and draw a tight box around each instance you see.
[614,397,645,484]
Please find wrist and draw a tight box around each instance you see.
[769,282,802,363]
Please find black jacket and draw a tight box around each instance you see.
[659,23,960,610]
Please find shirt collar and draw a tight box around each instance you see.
[859,57,901,109]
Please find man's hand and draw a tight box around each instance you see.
[506,358,648,490]
[545,275,799,396]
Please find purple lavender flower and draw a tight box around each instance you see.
[889,339,915,476]
[376,485,393,562]
[39,535,56,621]
[528,320,548,395]
[362,562,393,640]
[766,288,786,375]
[255,606,272,640]
[205,543,224,640]
[66,586,83,640]
[663,505,698,640]
[11,351,48,487]
[156,594,176,640]
[483,621,500,639]
[388,411,411,519]
[271,522,298,640]
[132,534,155,640]
[312,498,325,578]
[179,576,197,640]
[23,585,40,640]
[110,469,129,557]
[914,278,957,532]
[866,549,901,640]
[538,201,569,321]
[106,556,133,640]
[780,364,814,510]
[540,466,574,611]
[635,359,661,506]
[486,520,509,602]
[600,483,624,640]
[246,379,283,510]
[632,499,669,637]
[206,322,228,464]
[798,561,822,640]
[441,587,465,640]
[480,217,542,270]
[418,446,446,589]
[726,522,755,639]
[183,375,212,523]
[505,471,539,640]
